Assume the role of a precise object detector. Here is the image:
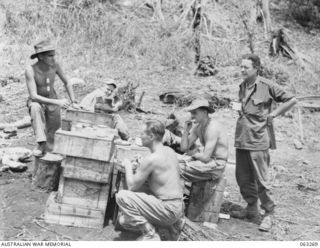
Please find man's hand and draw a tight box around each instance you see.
[183,120,193,133]
[123,158,132,169]
[71,102,82,110]
[267,113,275,126]
[191,153,200,160]
[57,99,70,108]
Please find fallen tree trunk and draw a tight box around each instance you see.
[179,218,215,241]
[0,116,31,130]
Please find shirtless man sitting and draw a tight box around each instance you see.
[180,99,228,182]
[25,39,76,155]
[116,120,184,241]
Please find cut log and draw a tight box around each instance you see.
[187,177,227,223]
[157,217,215,241]
[0,116,31,130]
[180,218,215,241]
[33,153,63,192]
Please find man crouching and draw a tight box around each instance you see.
[116,120,184,241]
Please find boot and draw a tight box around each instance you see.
[136,223,161,241]
[32,142,47,157]
[117,213,140,233]
[259,212,273,232]
[231,202,259,222]
[168,216,186,241]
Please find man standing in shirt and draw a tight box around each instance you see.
[25,39,77,155]
[232,54,297,231]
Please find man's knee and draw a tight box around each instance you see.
[116,190,134,207]
[29,102,43,115]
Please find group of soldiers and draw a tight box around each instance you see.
[25,39,297,241]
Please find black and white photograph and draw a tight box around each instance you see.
[0,0,319,246]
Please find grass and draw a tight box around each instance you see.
[2,0,320,99]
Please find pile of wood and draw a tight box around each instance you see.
[44,109,117,229]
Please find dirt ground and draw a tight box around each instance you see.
[1,0,320,242]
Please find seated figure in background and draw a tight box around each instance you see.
[80,80,129,140]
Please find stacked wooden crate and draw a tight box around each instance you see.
[44,109,117,229]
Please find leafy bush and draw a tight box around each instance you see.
[289,0,320,28]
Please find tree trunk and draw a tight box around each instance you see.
[261,0,272,33]
[193,0,202,64]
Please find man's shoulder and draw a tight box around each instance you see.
[208,119,222,131]
[25,64,35,78]
[257,76,275,88]
[148,146,175,161]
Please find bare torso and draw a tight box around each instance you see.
[194,119,228,161]
[32,63,58,99]
[147,146,183,199]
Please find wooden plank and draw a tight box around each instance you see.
[44,192,105,229]
[53,129,115,162]
[58,177,110,210]
[62,108,114,128]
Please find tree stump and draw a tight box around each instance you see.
[33,153,63,192]
[187,177,226,223]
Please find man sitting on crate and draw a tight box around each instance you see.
[25,39,77,156]
[79,80,129,140]
[116,120,185,241]
[179,99,229,183]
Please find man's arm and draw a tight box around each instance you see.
[268,84,298,120]
[192,124,218,163]
[112,99,123,112]
[180,121,198,152]
[25,66,69,107]
[123,157,153,191]
[56,62,77,103]
[269,98,297,118]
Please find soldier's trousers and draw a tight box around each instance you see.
[235,149,275,213]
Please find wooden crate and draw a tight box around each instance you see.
[57,176,110,210]
[44,192,105,229]
[61,108,114,131]
[62,156,113,183]
[187,177,227,223]
[53,129,115,162]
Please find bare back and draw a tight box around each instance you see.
[147,146,183,200]
[194,119,228,161]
